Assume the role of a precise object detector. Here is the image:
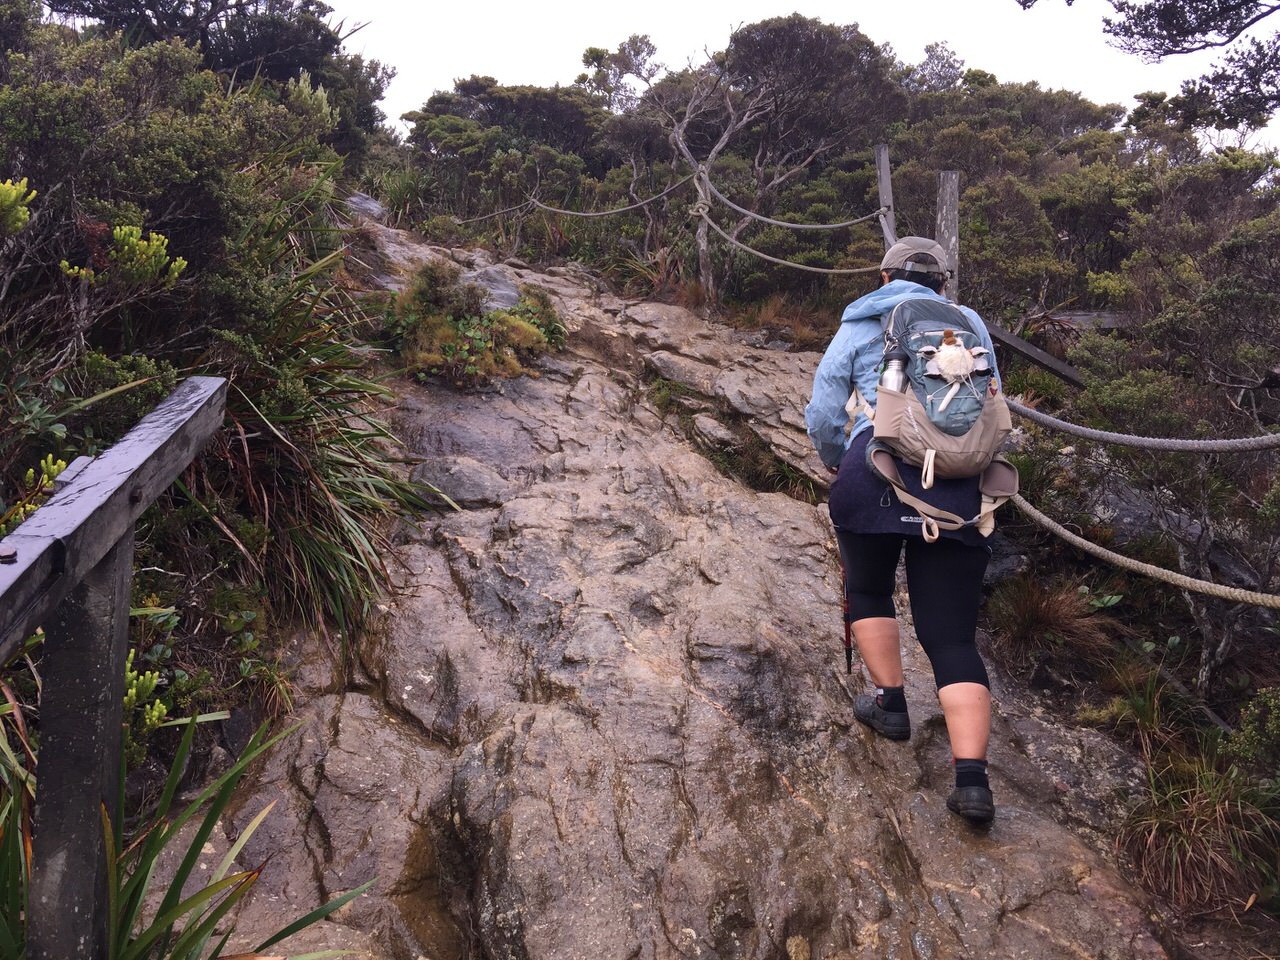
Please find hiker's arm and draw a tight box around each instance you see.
[805,323,860,470]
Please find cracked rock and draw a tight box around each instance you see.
[217,236,1182,960]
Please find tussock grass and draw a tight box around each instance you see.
[1119,755,1280,914]
[986,575,1127,667]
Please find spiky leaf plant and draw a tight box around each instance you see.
[177,158,436,642]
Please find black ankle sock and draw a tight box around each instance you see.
[954,758,989,790]
[875,685,907,713]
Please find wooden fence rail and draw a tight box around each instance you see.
[0,375,227,960]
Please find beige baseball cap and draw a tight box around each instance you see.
[880,236,949,275]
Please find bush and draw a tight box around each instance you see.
[1226,687,1280,780]
[419,213,474,248]
[389,262,562,384]
[1000,360,1072,408]
[507,284,566,349]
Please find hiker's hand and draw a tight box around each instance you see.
[826,465,838,476]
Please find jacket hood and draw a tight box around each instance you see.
[840,280,947,324]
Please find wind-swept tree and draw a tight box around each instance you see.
[637,14,903,301]
[1015,0,1280,127]
[576,34,661,112]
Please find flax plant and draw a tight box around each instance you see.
[0,708,369,959]
[0,694,35,958]
[186,157,436,642]
[103,718,370,960]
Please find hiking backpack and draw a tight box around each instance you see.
[846,298,1019,541]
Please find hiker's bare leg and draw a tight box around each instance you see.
[937,681,990,760]
[852,616,903,687]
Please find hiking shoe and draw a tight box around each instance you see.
[853,695,911,741]
[946,785,995,824]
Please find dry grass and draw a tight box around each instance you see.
[1119,756,1280,914]
[718,292,838,351]
[674,278,707,312]
[739,293,789,329]
[986,575,1128,667]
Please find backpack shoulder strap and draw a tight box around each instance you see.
[844,316,890,423]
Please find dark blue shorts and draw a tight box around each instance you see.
[828,430,987,548]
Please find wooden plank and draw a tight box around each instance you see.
[936,171,960,302]
[27,532,133,960]
[986,323,1085,388]
[1050,309,1129,330]
[0,376,227,660]
[874,144,897,249]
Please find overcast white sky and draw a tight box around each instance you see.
[324,0,1274,148]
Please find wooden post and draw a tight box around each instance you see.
[27,532,134,960]
[937,171,960,301]
[874,144,897,249]
[0,376,227,958]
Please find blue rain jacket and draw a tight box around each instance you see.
[804,280,1000,470]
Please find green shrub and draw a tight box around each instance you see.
[390,264,562,384]
[0,454,65,537]
[401,259,486,318]
[1000,361,1072,407]
[68,351,178,451]
[509,285,566,349]
[0,178,36,237]
[1226,687,1280,779]
[420,214,474,248]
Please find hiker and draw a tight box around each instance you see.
[804,237,1000,824]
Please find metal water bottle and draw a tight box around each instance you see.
[878,346,910,393]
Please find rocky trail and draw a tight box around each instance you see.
[203,201,1249,960]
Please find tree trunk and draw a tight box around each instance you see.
[695,215,716,305]
[691,177,716,305]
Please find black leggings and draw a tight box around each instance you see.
[837,531,990,690]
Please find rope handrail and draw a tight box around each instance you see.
[1011,494,1280,609]
[1007,397,1280,452]
[697,210,880,275]
[527,174,696,219]
[700,172,887,231]
[452,200,534,225]
[444,180,1280,610]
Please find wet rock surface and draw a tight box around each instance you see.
[217,223,1189,959]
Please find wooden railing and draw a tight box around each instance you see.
[0,376,227,960]
[985,321,1085,388]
